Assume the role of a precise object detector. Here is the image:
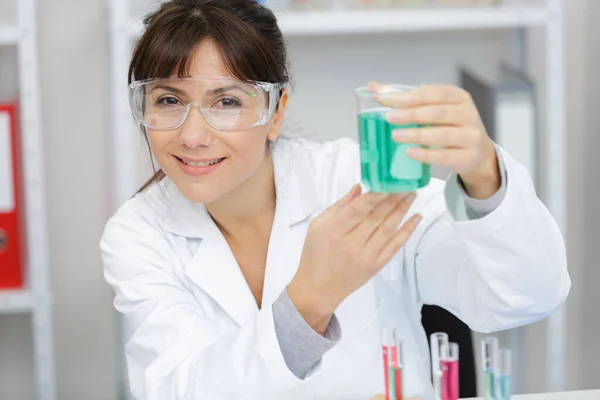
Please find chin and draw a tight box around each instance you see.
[178,183,225,204]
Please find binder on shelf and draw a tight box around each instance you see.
[460,63,538,185]
[0,102,25,289]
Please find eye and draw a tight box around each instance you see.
[216,97,242,108]
[156,96,182,106]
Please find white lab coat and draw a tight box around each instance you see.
[101,136,570,400]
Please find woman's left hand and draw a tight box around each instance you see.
[371,82,501,200]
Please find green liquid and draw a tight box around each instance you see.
[499,375,511,400]
[387,366,396,399]
[483,370,495,400]
[358,109,430,193]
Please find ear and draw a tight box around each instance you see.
[267,89,289,142]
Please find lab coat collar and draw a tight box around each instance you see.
[270,137,321,226]
[162,137,320,239]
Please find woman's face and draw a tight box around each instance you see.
[146,40,287,204]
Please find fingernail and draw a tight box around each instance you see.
[393,129,409,141]
[368,81,380,91]
[388,109,408,121]
[406,148,420,158]
[348,184,361,196]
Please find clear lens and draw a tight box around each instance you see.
[130,77,277,131]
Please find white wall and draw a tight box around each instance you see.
[0,0,598,399]
[579,0,600,390]
[559,0,587,391]
[520,1,599,393]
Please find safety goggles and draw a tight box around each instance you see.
[128,75,283,132]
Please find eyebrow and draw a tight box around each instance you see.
[206,84,253,97]
[149,83,256,97]
[149,85,187,95]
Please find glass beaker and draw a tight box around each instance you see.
[354,84,431,193]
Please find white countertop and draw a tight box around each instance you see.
[466,390,600,399]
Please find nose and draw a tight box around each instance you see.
[177,104,214,148]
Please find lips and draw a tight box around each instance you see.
[173,155,226,177]
[175,156,225,167]
[176,156,225,167]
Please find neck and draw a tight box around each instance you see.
[205,147,276,239]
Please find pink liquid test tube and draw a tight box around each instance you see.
[441,342,459,400]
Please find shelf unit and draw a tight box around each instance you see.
[108,0,566,398]
[0,25,21,45]
[275,5,550,35]
[125,3,550,37]
[0,1,56,400]
[0,290,34,314]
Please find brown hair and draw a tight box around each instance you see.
[130,0,290,193]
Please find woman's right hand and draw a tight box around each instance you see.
[288,184,422,332]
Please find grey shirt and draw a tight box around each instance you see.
[273,146,509,379]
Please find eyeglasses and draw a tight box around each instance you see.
[128,75,283,132]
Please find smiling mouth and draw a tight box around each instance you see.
[175,156,226,167]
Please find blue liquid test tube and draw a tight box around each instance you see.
[481,337,499,400]
[498,349,512,400]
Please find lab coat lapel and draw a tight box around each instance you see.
[162,181,258,328]
[186,234,259,327]
[260,139,321,308]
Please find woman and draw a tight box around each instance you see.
[100,1,570,399]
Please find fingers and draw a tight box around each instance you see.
[405,147,475,168]
[335,191,391,233]
[369,82,471,108]
[352,192,414,242]
[368,82,477,127]
[324,183,362,216]
[362,193,417,256]
[393,126,481,148]
[368,81,405,108]
[376,214,423,266]
[387,103,476,127]
[401,84,472,106]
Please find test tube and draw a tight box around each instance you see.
[382,328,402,400]
[441,342,459,400]
[390,340,403,400]
[481,337,499,400]
[430,332,449,400]
[383,329,403,400]
[498,349,512,400]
